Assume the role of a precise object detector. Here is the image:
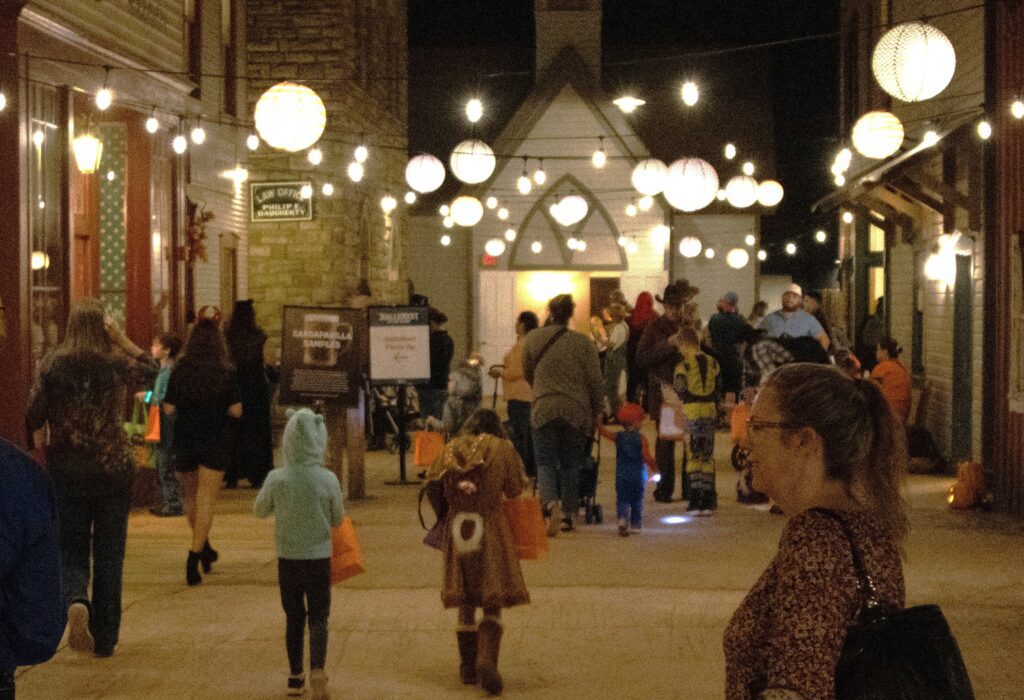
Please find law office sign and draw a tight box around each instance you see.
[250,181,313,222]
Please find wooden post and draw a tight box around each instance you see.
[345,390,366,499]
[324,404,345,489]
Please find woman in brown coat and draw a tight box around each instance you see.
[426,409,529,696]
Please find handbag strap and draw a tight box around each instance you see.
[811,508,884,612]
[532,326,568,371]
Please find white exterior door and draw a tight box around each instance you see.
[477,270,517,400]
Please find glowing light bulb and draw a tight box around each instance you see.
[618,236,628,247]
[347,161,364,182]
[497,207,509,220]
[531,241,542,254]
[613,95,645,113]
[443,216,454,229]
[0,93,6,111]
[172,135,188,154]
[1013,100,1024,120]
[922,130,939,147]
[724,143,736,160]
[190,126,206,145]
[834,174,846,186]
[681,81,699,106]
[533,167,546,185]
[592,145,607,169]
[404,191,417,204]
[354,144,368,163]
[638,195,654,211]
[785,242,797,255]
[705,248,716,259]
[627,241,638,254]
[322,182,334,196]
[745,234,756,246]
[106,170,116,181]
[145,116,159,134]
[577,239,587,251]
[567,237,579,250]
[300,184,313,200]
[757,249,767,261]
[247,134,260,150]
[95,87,113,111]
[815,230,827,243]
[440,234,452,246]
[307,147,323,165]
[977,120,992,140]
[842,211,854,224]
[32,130,44,147]
[381,194,397,214]
[716,189,727,201]
[625,203,638,217]
[742,161,755,176]
[486,196,498,209]
[517,174,532,195]
[466,98,483,123]
[504,228,517,242]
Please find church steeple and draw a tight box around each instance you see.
[534,0,602,77]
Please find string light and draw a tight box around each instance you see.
[625,203,637,217]
[704,247,716,259]
[440,234,452,246]
[172,134,188,154]
[592,138,607,168]
[977,120,992,140]
[1012,99,1024,120]
[354,144,368,163]
[757,249,767,261]
[466,98,483,123]
[190,123,206,145]
[404,191,417,204]
[32,130,44,147]
[618,235,628,247]
[95,86,113,111]
[842,211,854,224]
[744,234,756,246]
[815,230,827,243]
[443,216,454,228]
[300,184,313,200]
[439,204,451,216]
[486,196,498,209]
[742,161,755,176]
[922,130,939,147]
[381,194,397,214]
[145,110,159,134]
[533,160,546,185]
[246,134,260,150]
[504,228,517,242]
[321,182,334,196]
[681,81,699,106]
[307,147,323,165]
[347,161,364,182]
[834,174,846,186]
[724,143,736,160]
[785,242,797,255]
[638,195,654,212]
[0,92,6,111]
[531,241,543,254]
[497,207,509,220]
[613,95,645,113]
[627,240,639,254]
[517,159,532,194]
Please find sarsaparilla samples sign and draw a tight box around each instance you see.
[250,181,313,222]
[279,306,366,407]
[367,306,430,385]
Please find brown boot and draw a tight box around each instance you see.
[477,617,504,696]
[456,627,478,684]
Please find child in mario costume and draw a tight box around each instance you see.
[599,403,657,536]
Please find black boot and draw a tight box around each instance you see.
[477,617,504,696]
[186,550,202,586]
[200,540,219,573]
[456,628,478,684]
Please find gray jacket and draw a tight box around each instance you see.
[522,324,603,433]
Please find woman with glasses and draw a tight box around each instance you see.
[724,363,908,699]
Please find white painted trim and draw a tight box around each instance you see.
[19,8,194,95]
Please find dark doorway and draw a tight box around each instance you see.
[589,277,620,317]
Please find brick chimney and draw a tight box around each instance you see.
[534,0,602,76]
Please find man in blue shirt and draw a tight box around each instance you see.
[1,438,65,699]
[758,283,830,352]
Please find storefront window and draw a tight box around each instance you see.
[28,83,66,373]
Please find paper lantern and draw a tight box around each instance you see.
[852,111,904,159]
[405,154,445,193]
[757,180,784,207]
[550,195,588,226]
[440,234,452,246]
[651,224,671,250]
[678,236,702,258]
[484,238,506,257]
[450,139,495,184]
[663,158,719,212]
[725,175,759,209]
[531,241,543,254]
[450,196,483,227]
[872,21,955,102]
[726,248,750,269]
[254,82,326,152]
[631,158,668,196]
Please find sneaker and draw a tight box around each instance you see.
[287,674,305,696]
[617,518,629,537]
[697,509,713,517]
[309,669,329,699]
[545,501,561,538]
[629,524,642,533]
[67,601,94,654]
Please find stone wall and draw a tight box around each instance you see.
[246,0,408,360]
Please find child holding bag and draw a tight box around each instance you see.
[254,408,344,699]
[598,403,657,536]
[425,408,529,697]
[143,333,183,516]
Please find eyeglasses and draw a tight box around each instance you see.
[745,418,802,435]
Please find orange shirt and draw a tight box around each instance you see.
[871,359,911,424]
[501,339,533,403]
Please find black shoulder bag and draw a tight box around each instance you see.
[816,509,975,700]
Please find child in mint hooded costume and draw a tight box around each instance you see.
[255,408,344,699]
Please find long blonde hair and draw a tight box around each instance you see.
[764,363,909,543]
[62,299,112,355]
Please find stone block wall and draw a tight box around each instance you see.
[246,0,409,360]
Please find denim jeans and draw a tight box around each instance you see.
[154,445,183,512]
[506,400,535,478]
[419,388,447,422]
[54,475,132,654]
[278,558,331,675]
[533,420,588,518]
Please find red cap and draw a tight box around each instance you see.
[616,403,646,425]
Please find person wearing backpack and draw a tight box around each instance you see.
[724,364,908,698]
[668,323,720,515]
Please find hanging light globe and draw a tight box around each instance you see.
[254,82,327,152]
[484,238,506,257]
[531,241,543,254]
[450,195,484,227]
[852,111,905,159]
[726,248,750,269]
[449,139,496,184]
[405,154,445,193]
[757,180,785,207]
[663,158,719,212]
[652,224,671,250]
[726,175,759,208]
[678,236,703,258]
[872,21,956,102]
[347,161,364,183]
[517,174,532,195]
[550,195,589,226]
[631,158,668,196]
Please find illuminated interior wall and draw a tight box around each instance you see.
[515,270,591,331]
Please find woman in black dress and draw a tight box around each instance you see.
[163,320,242,585]
[225,300,274,488]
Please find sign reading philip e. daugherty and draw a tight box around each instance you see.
[368,306,430,385]
[250,182,313,222]
[279,306,365,407]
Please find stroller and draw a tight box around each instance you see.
[367,384,423,453]
[579,436,604,524]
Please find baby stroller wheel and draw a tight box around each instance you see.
[593,504,603,524]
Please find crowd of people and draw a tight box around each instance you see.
[1,279,921,699]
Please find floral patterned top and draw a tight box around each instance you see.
[27,349,154,490]
[724,509,904,700]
